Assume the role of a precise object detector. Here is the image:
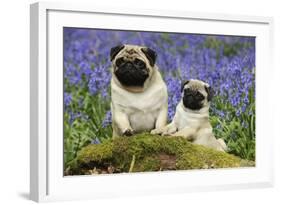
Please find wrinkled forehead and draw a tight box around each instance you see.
[119,45,140,55]
[184,80,208,94]
[115,45,146,61]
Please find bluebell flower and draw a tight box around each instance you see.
[64,92,72,107]
[102,110,112,128]
[91,137,101,144]
[88,66,111,97]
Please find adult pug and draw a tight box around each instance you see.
[110,44,168,137]
[152,79,227,152]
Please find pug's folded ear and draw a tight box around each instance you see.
[110,45,125,61]
[204,85,214,101]
[141,47,157,66]
[181,80,190,92]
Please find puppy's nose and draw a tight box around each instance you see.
[185,95,195,104]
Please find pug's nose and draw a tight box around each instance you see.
[125,62,134,69]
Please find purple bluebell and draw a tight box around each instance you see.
[64,92,72,107]
[102,110,112,128]
[91,137,101,144]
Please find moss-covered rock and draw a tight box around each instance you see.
[66,133,254,175]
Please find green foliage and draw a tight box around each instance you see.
[64,67,112,167]
[204,36,254,58]
[210,86,255,160]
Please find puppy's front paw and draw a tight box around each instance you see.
[169,133,178,137]
[161,131,172,136]
[122,128,134,137]
[161,126,177,136]
[150,128,164,135]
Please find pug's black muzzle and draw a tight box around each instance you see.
[183,94,203,110]
[114,62,149,87]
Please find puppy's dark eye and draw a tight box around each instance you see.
[134,59,146,68]
[115,58,124,67]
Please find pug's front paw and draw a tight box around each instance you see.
[161,126,177,136]
[151,126,167,135]
[122,128,135,136]
[151,128,162,135]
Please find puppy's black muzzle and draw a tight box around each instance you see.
[183,90,204,110]
[115,62,149,87]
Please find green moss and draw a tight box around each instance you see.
[176,144,241,169]
[133,156,161,172]
[67,133,254,175]
[77,140,113,163]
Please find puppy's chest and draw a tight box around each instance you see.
[176,110,203,130]
[177,115,200,130]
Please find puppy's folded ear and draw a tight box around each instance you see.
[181,80,190,92]
[205,85,214,101]
[110,45,125,61]
[141,47,157,66]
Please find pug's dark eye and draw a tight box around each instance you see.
[115,58,124,67]
[184,88,192,94]
[195,93,204,101]
[134,59,146,68]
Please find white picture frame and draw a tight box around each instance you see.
[30,2,274,202]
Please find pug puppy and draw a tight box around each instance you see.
[110,44,168,137]
[151,79,227,152]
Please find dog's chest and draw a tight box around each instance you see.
[177,112,199,130]
[112,83,167,131]
[176,105,205,130]
[113,82,166,110]
[129,96,165,131]
[129,110,158,131]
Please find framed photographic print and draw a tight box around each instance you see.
[30,2,274,202]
